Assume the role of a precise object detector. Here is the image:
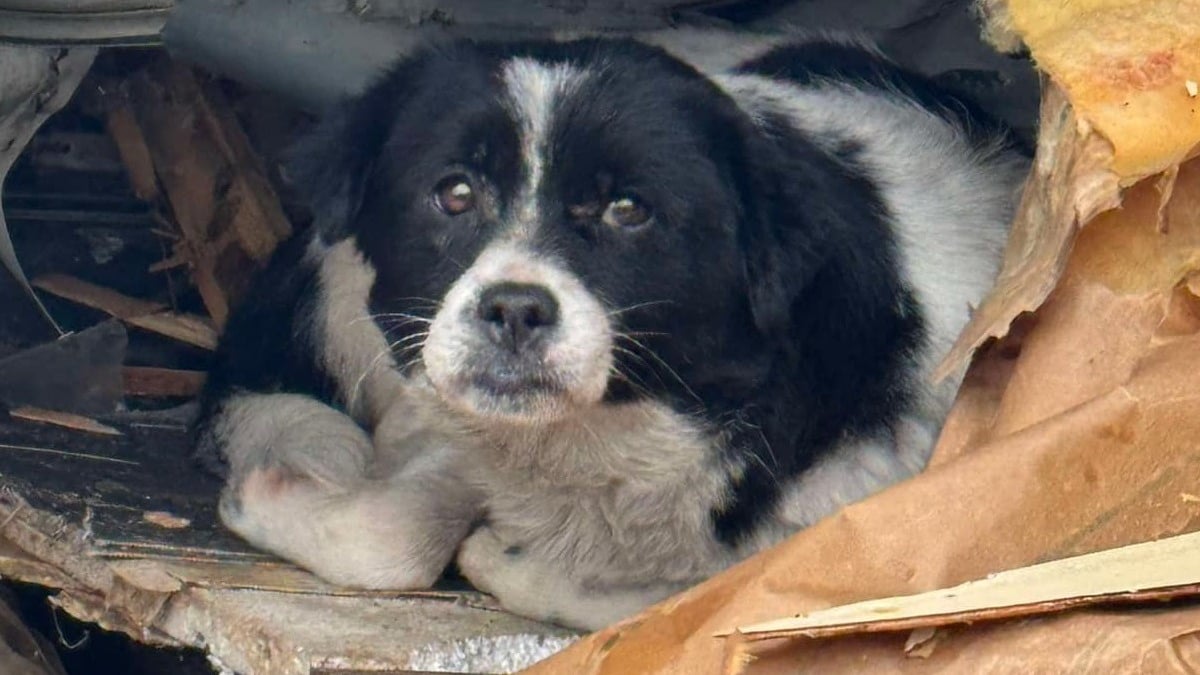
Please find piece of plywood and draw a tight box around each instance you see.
[9,407,121,436]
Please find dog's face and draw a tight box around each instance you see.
[295,41,796,425]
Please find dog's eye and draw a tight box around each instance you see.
[602,196,651,229]
[433,175,476,216]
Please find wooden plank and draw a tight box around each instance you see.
[122,366,206,398]
[126,313,217,351]
[32,273,217,350]
[103,103,159,201]
[9,406,121,436]
[0,412,573,674]
[733,530,1200,641]
[32,273,164,320]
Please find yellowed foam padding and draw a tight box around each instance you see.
[1007,0,1200,180]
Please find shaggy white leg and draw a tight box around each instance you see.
[216,393,481,589]
[457,525,681,631]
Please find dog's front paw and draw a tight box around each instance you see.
[219,465,320,545]
[457,525,522,596]
[220,466,452,590]
[457,526,569,623]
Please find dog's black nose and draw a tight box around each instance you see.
[476,282,560,353]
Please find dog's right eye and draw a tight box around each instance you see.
[433,175,476,216]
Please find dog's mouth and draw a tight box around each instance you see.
[430,358,573,423]
[469,366,563,398]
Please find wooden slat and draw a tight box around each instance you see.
[9,406,121,436]
[122,366,206,398]
[33,273,217,350]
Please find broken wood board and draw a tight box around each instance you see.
[732,530,1200,641]
[122,366,206,398]
[33,274,217,350]
[8,407,120,437]
[98,55,293,328]
[0,413,574,674]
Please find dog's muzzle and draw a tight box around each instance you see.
[421,243,613,423]
[470,282,562,396]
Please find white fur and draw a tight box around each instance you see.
[500,58,586,235]
[740,416,938,555]
[313,238,408,425]
[715,73,1026,417]
[422,241,614,421]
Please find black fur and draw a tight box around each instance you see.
[739,41,1031,154]
[193,233,338,477]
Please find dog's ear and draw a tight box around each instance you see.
[284,61,420,239]
[732,119,840,337]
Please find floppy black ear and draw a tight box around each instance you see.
[733,120,840,337]
[284,65,413,239]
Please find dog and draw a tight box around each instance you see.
[194,31,1029,631]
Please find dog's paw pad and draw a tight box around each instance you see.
[240,465,306,498]
[219,466,318,534]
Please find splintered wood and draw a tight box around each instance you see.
[99,56,292,328]
[8,407,120,437]
[732,531,1200,641]
[31,274,217,350]
[121,366,206,398]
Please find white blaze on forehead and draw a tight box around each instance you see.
[500,58,585,233]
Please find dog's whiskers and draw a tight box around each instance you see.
[607,300,673,317]
[388,331,431,348]
[347,332,429,409]
[608,363,653,400]
[348,313,433,330]
[613,333,701,405]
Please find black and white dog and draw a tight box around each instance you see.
[195,31,1028,630]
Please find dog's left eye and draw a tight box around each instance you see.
[433,175,476,216]
[602,196,652,229]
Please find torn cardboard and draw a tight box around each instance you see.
[937,0,1200,380]
[933,81,1120,383]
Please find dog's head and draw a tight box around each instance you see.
[290,39,829,425]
